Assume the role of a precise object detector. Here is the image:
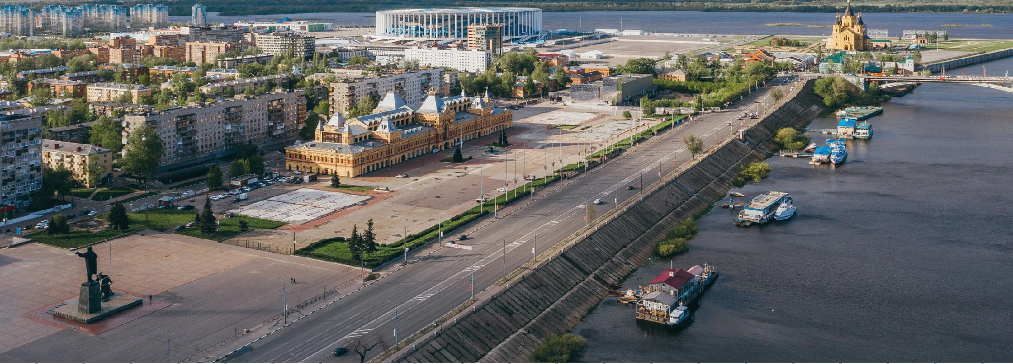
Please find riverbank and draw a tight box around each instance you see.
[386,79,824,362]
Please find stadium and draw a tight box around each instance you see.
[374,7,542,42]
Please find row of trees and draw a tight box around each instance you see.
[813,76,890,108]
[347,219,379,262]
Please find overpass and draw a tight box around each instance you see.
[864,75,1013,94]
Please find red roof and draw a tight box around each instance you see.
[649,269,695,289]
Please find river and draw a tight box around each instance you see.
[568,58,1013,361]
[170,11,1013,39]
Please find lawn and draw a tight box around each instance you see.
[91,187,135,201]
[557,124,579,130]
[331,184,374,193]
[30,209,285,249]
[933,39,1013,54]
[70,188,95,199]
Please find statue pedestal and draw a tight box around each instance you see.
[52,289,142,324]
[78,281,101,314]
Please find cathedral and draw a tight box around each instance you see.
[827,0,872,51]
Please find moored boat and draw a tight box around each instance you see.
[738,191,791,225]
[667,305,692,326]
[774,199,796,221]
[829,138,847,165]
[854,121,873,139]
[804,142,817,152]
[811,145,832,164]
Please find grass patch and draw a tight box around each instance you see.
[440,156,473,163]
[29,228,139,249]
[557,124,578,130]
[332,185,374,193]
[732,162,772,187]
[531,334,586,363]
[931,39,1013,54]
[70,188,95,199]
[113,191,158,204]
[297,175,562,268]
[655,218,697,257]
[177,214,286,241]
[91,187,134,201]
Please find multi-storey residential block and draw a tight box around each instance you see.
[217,54,274,69]
[87,83,153,103]
[27,79,87,99]
[467,24,503,55]
[130,4,169,29]
[329,68,444,117]
[80,4,127,32]
[122,91,306,173]
[404,48,491,73]
[41,140,113,188]
[186,41,236,65]
[46,121,95,144]
[287,90,511,177]
[0,5,33,36]
[253,32,315,61]
[191,4,207,27]
[199,74,289,95]
[0,114,43,210]
[38,5,83,36]
[183,26,246,43]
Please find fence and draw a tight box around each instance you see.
[222,236,294,255]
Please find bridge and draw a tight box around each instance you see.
[864,75,1013,94]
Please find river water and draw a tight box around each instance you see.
[171,11,1013,39]
[569,58,1013,361]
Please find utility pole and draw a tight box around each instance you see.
[166,339,170,363]
[532,233,536,260]
[502,239,507,277]
[404,226,408,265]
[470,269,475,299]
[283,283,288,324]
[394,306,398,345]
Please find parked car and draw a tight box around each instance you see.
[232,198,241,203]
[475,196,488,202]
[88,210,97,216]
[80,210,91,216]
[395,173,409,178]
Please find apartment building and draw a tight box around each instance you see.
[123,91,306,173]
[329,68,444,117]
[404,48,491,73]
[41,140,113,188]
[183,26,246,43]
[47,121,95,144]
[27,79,87,99]
[0,5,33,36]
[0,114,43,210]
[467,24,502,55]
[87,83,153,103]
[185,41,236,65]
[191,4,207,27]
[130,4,169,29]
[79,4,127,32]
[198,74,289,95]
[253,32,315,60]
[38,5,83,37]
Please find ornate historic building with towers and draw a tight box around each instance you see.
[827,0,872,51]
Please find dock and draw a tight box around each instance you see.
[778,151,812,158]
[835,106,883,121]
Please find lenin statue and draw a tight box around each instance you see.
[75,246,98,282]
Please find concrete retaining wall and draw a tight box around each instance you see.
[393,80,825,363]
[922,48,1013,74]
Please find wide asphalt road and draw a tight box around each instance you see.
[227,76,801,363]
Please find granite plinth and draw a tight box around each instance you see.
[79,281,101,314]
[52,294,142,324]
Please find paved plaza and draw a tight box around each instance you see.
[0,233,360,361]
[229,188,371,224]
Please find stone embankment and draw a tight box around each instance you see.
[390,80,825,363]
[922,47,1013,73]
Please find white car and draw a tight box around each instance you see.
[593,199,604,205]
[88,210,97,216]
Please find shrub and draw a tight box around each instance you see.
[655,218,697,257]
[531,334,586,363]
[737,162,771,184]
[773,127,810,151]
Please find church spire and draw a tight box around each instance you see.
[843,0,854,17]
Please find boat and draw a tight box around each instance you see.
[689,264,719,286]
[835,106,883,120]
[774,199,796,221]
[737,191,792,226]
[667,305,692,326]
[811,145,832,164]
[728,191,745,197]
[804,143,817,152]
[829,138,847,165]
[854,121,873,139]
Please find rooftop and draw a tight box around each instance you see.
[649,269,696,289]
[42,139,111,155]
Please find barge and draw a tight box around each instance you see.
[737,191,792,226]
[634,264,718,326]
[835,106,883,121]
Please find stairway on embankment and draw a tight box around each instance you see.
[389,80,825,363]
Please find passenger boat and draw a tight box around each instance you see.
[811,145,832,164]
[728,191,745,197]
[829,138,847,165]
[774,199,796,221]
[804,143,817,152]
[667,305,692,326]
[737,191,791,225]
[854,121,873,139]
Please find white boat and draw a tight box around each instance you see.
[774,199,796,221]
[738,191,791,225]
[811,145,832,164]
[667,305,692,326]
[829,138,847,165]
[804,143,817,153]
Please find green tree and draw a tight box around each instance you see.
[363,219,377,256]
[67,54,97,73]
[531,334,586,363]
[452,145,464,163]
[773,128,810,150]
[248,155,265,176]
[622,110,632,119]
[199,197,217,235]
[300,112,320,140]
[523,77,537,98]
[619,58,657,75]
[552,71,571,89]
[693,94,704,112]
[87,160,104,188]
[42,167,74,200]
[239,220,249,232]
[121,126,164,186]
[683,134,704,158]
[108,201,130,231]
[28,87,53,107]
[230,159,250,179]
[47,214,71,235]
[313,99,330,116]
[770,88,785,103]
[330,176,341,188]
[348,224,362,261]
[206,165,224,189]
[89,116,123,153]
[117,89,133,104]
[640,95,655,116]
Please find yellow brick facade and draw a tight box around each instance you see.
[41,140,113,188]
[286,92,512,177]
[827,0,872,52]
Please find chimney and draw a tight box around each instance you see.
[669,270,674,277]
[76,146,82,152]
[54,143,60,149]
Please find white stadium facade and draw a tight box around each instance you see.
[374,7,542,42]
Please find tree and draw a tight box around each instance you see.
[770,88,785,103]
[248,155,265,176]
[28,87,53,107]
[230,159,250,179]
[640,95,655,116]
[42,167,74,200]
[330,176,341,188]
[363,219,377,256]
[452,145,464,163]
[347,333,388,363]
[207,166,224,189]
[348,224,362,261]
[87,160,104,188]
[47,214,71,235]
[199,197,217,235]
[121,126,164,186]
[693,94,704,112]
[500,130,509,146]
[108,202,130,231]
[523,77,537,98]
[239,220,249,232]
[773,127,810,150]
[300,112,320,140]
[622,110,632,120]
[531,334,586,363]
[619,58,657,76]
[684,134,704,158]
[89,116,123,153]
[552,71,572,89]
[117,89,134,104]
